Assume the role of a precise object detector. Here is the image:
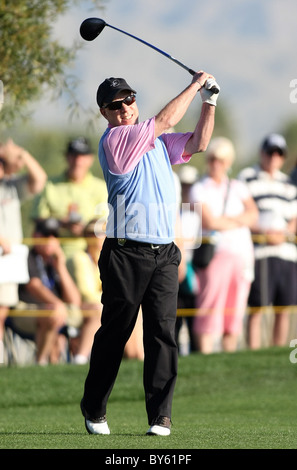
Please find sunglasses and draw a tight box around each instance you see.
[102,94,136,111]
[265,148,285,157]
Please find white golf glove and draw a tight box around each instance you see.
[200,78,220,106]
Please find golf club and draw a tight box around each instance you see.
[80,17,219,94]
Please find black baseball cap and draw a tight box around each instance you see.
[96,77,136,108]
[35,218,60,237]
[261,133,287,156]
[66,137,92,156]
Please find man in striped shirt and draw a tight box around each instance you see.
[238,133,297,349]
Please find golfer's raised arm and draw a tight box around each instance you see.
[154,70,219,141]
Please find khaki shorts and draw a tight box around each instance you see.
[9,302,83,336]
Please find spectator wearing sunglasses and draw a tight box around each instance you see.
[238,133,297,350]
[81,73,220,436]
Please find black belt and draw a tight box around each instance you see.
[106,238,171,250]
[117,238,161,250]
[102,238,171,251]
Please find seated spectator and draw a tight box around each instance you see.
[67,218,144,361]
[66,219,104,364]
[0,139,47,360]
[12,219,81,365]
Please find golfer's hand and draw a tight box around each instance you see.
[191,71,220,106]
[200,78,220,106]
[191,70,213,89]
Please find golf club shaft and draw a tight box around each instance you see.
[108,23,195,75]
[107,23,219,93]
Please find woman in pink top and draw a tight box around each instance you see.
[189,137,258,353]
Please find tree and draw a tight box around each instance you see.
[0,0,103,127]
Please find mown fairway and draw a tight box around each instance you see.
[0,347,296,451]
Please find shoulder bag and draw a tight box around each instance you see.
[192,179,231,270]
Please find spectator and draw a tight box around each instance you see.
[12,218,81,365]
[190,137,258,354]
[172,170,187,285]
[31,137,108,260]
[66,218,103,364]
[175,165,200,354]
[0,139,47,358]
[67,218,144,362]
[238,133,297,349]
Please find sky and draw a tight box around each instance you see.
[31,0,297,164]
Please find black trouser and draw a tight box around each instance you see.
[82,238,181,424]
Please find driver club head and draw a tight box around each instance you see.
[80,17,106,41]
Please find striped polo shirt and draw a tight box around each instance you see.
[238,165,297,261]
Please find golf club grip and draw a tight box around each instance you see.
[189,69,219,94]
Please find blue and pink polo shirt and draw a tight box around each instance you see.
[99,117,192,244]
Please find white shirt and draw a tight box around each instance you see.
[190,175,255,280]
[238,165,297,262]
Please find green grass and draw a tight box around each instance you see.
[0,347,296,450]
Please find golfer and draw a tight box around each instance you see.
[81,71,220,436]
